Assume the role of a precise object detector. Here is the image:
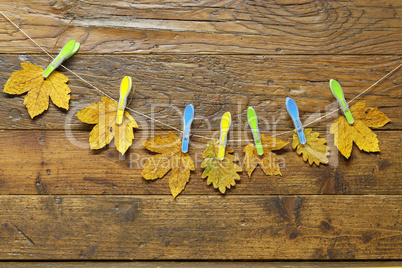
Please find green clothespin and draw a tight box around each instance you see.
[329,79,354,124]
[42,40,80,78]
[247,107,263,155]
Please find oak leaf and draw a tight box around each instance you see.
[4,62,70,118]
[330,101,390,158]
[243,134,289,177]
[76,97,138,155]
[292,128,330,166]
[142,132,195,198]
[201,139,242,194]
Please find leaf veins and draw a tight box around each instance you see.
[142,132,195,198]
[330,101,390,158]
[76,97,138,155]
[4,62,70,118]
[201,139,242,193]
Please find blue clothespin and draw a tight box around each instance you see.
[182,104,194,153]
[286,97,306,144]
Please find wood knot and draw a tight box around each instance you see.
[320,220,331,231]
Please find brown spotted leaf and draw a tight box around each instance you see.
[142,132,195,198]
[76,97,138,155]
[243,134,289,177]
[4,62,70,118]
[292,128,330,166]
[201,139,242,194]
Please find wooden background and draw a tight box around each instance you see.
[0,0,401,263]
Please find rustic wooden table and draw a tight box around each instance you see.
[0,0,401,265]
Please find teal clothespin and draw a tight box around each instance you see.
[116,76,133,124]
[247,107,263,155]
[182,104,194,153]
[42,40,80,78]
[286,97,306,144]
[329,79,354,124]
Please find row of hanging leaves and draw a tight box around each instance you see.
[3,63,391,198]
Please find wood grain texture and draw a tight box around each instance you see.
[0,0,401,263]
[0,55,400,131]
[0,130,399,195]
[0,0,401,54]
[0,195,400,260]
[4,262,402,268]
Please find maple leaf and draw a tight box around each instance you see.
[243,134,289,177]
[141,132,195,198]
[292,128,330,166]
[330,101,390,158]
[76,97,138,155]
[4,62,70,118]
[201,139,242,194]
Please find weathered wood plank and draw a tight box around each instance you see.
[0,130,399,195]
[4,261,402,267]
[0,0,401,54]
[0,195,400,260]
[0,0,400,264]
[0,55,400,131]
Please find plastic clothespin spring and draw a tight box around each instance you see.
[182,104,194,153]
[42,40,80,78]
[116,76,133,124]
[329,79,354,125]
[286,97,306,145]
[247,107,264,155]
[218,112,232,160]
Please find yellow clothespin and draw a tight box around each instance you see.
[218,112,232,160]
[116,76,133,124]
[42,40,80,78]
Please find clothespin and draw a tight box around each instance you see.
[182,104,194,153]
[329,79,354,125]
[247,107,264,155]
[116,76,133,124]
[286,97,306,144]
[42,40,80,78]
[218,112,232,160]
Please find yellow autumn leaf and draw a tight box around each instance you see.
[330,101,390,158]
[243,134,289,177]
[4,62,70,118]
[76,97,138,155]
[201,139,242,194]
[292,128,330,166]
[141,132,195,198]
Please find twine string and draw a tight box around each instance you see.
[1,11,400,143]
